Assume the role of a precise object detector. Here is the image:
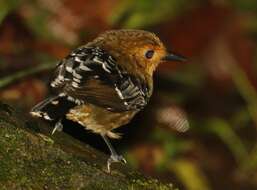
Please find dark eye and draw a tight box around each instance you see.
[145,50,155,59]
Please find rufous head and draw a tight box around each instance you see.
[92,29,186,75]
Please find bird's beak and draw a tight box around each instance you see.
[162,52,187,62]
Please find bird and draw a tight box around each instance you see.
[30,29,186,172]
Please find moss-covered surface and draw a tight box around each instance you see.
[0,102,176,190]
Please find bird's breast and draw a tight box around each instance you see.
[66,103,136,135]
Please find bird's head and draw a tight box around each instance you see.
[92,29,186,76]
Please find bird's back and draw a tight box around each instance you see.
[31,45,151,124]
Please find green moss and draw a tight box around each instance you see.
[0,102,176,190]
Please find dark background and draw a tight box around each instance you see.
[0,0,257,189]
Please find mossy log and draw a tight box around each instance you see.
[0,102,176,190]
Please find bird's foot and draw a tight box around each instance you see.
[51,120,63,135]
[107,154,127,173]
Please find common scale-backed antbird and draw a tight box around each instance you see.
[30,29,186,172]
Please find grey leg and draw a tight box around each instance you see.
[101,134,126,172]
[52,120,63,135]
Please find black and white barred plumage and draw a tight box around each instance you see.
[30,29,188,172]
[31,46,150,121]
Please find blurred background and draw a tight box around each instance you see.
[0,0,257,189]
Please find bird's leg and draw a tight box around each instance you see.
[52,119,63,135]
[101,134,126,172]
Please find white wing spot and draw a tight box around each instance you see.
[66,66,73,73]
[79,64,92,71]
[51,83,56,87]
[72,81,79,88]
[75,57,83,63]
[115,86,124,100]
[59,93,66,97]
[102,63,111,73]
[43,113,53,121]
[51,100,59,105]
[67,96,75,102]
[73,71,82,79]
[30,111,43,117]
[73,78,81,83]
[93,56,111,73]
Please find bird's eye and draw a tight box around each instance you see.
[145,50,155,59]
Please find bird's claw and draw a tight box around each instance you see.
[107,154,127,173]
[51,120,63,135]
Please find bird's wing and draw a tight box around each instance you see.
[50,46,150,112]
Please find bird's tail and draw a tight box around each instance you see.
[30,96,76,121]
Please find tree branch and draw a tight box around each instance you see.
[0,102,175,190]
